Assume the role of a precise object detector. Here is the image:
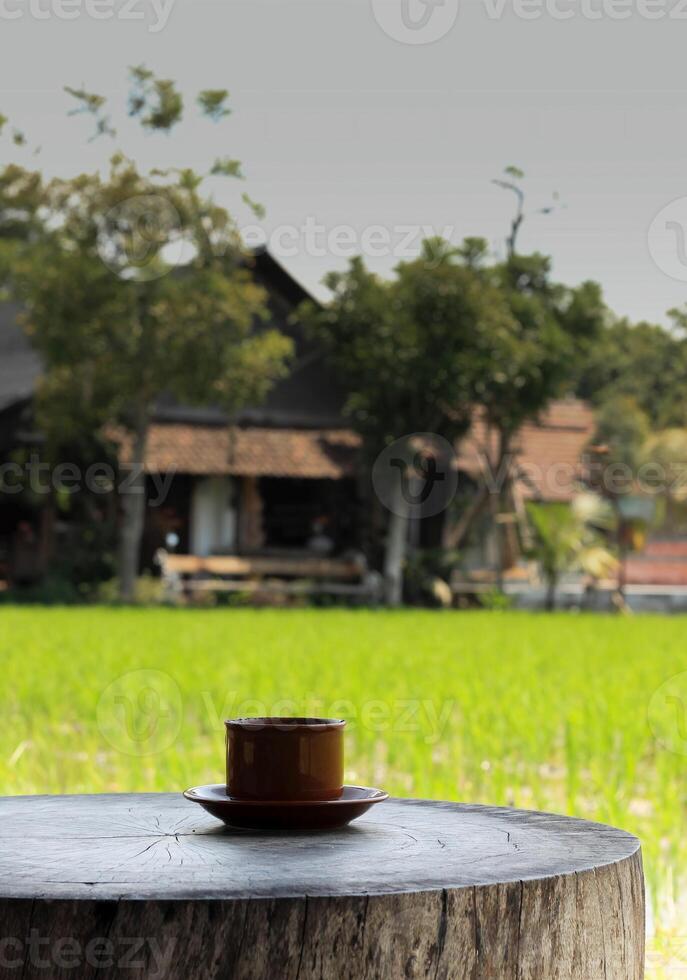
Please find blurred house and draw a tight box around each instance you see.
[113,251,366,568]
[452,400,597,572]
[0,249,608,588]
[0,300,45,583]
[624,539,687,588]
[460,400,596,503]
[0,252,364,584]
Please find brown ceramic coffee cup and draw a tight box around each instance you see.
[225,717,345,801]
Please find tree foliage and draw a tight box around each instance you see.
[303,240,604,452]
[471,250,605,443]
[526,497,617,609]
[12,153,290,444]
[197,90,231,122]
[127,66,183,132]
[589,394,650,479]
[2,68,293,599]
[301,237,606,599]
[300,242,515,449]
[576,314,687,429]
[642,429,687,506]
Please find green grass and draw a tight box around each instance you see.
[0,607,685,971]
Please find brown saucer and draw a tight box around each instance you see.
[183,784,388,831]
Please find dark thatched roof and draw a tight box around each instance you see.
[0,250,347,430]
[0,302,42,414]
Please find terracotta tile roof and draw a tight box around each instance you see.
[624,558,687,586]
[624,539,687,585]
[226,426,360,478]
[642,539,687,559]
[116,398,593,494]
[118,424,361,479]
[146,425,234,476]
[458,399,595,502]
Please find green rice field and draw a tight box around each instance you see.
[1,606,685,975]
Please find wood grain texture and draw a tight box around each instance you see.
[0,794,644,979]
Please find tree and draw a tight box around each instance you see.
[642,429,687,529]
[444,172,605,567]
[0,163,43,289]
[5,70,292,600]
[303,233,605,605]
[444,245,606,562]
[301,242,516,605]
[492,165,562,259]
[574,308,687,578]
[583,396,658,606]
[591,395,650,475]
[526,497,617,610]
[575,313,687,429]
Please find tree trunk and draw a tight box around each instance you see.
[118,420,149,603]
[545,574,557,611]
[482,428,513,590]
[612,502,629,614]
[0,793,646,980]
[383,479,409,607]
[442,483,489,550]
[443,426,513,556]
[489,483,504,591]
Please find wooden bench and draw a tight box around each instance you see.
[155,550,383,604]
[450,563,536,604]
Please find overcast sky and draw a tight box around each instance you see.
[3,0,687,325]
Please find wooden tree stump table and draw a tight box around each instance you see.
[0,794,644,979]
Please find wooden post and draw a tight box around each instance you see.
[237,476,264,554]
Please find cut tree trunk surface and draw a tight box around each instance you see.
[0,794,644,979]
